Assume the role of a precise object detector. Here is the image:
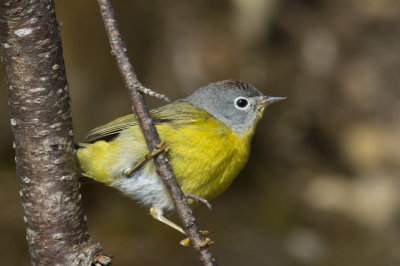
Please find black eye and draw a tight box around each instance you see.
[235,98,248,109]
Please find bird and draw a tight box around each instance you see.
[76,79,285,245]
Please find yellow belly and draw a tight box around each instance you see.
[77,114,251,201]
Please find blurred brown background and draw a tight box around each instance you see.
[1,0,400,265]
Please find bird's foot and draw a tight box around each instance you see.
[148,141,169,159]
[123,141,169,176]
[180,231,214,247]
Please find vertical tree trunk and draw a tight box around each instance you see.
[0,0,109,265]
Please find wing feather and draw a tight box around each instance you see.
[79,101,207,144]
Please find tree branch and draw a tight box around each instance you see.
[0,0,110,265]
[97,0,217,265]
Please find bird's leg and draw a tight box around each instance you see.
[150,206,186,235]
[150,206,214,247]
[185,193,212,210]
[123,141,169,176]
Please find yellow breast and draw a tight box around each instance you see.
[159,117,251,200]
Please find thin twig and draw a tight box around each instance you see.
[137,83,171,102]
[186,193,213,210]
[97,1,217,265]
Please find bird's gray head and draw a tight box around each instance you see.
[185,79,286,136]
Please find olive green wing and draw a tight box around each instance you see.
[79,101,208,144]
[79,114,137,144]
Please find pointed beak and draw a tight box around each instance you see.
[259,96,287,106]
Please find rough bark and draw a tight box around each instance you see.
[0,0,110,265]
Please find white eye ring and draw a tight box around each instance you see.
[234,97,250,111]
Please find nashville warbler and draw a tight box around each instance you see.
[77,79,285,243]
